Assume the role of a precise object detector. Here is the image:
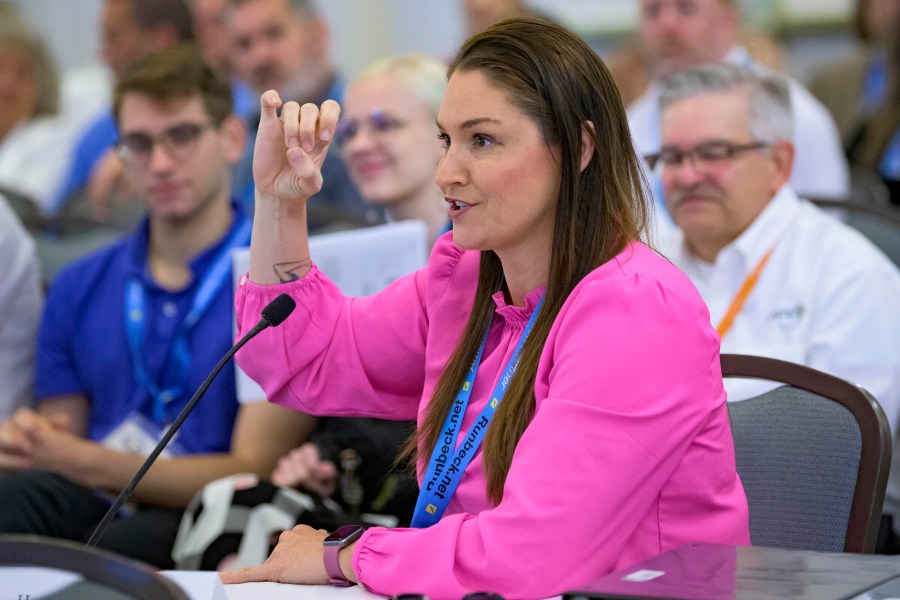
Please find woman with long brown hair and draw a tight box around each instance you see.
[223,17,749,599]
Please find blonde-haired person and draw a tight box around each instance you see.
[336,53,449,245]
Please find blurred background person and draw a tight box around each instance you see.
[809,0,900,148]
[188,0,254,119]
[336,53,449,245]
[606,25,786,112]
[224,0,374,229]
[655,61,900,553]
[49,0,194,223]
[0,22,74,215]
[811,1,900,206]
[844,7,900,206]
[0,44,307,568]
[605,37,652,108]
[0,192,42,420]
[629,0,849,214]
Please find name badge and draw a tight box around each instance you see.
[102,412,184,457]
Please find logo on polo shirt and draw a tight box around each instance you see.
[768,304,805,331]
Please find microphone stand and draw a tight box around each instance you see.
[86,294,294,548]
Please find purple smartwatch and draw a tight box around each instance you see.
[323,524,365,586]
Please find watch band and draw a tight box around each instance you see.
[324,543,352,587]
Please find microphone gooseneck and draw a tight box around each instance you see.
[86,293,296,548]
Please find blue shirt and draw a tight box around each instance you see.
[50,112,118,215]
[35,204,250,454]
[231,78,255,122]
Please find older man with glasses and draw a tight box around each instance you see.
[631,0,848,208]
[658,62,900,553]
[0,44,311,568]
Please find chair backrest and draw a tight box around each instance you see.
[0,534,189,600]
[721,353,892,553]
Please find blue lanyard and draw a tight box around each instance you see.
[411,295,544,528]
[124,219,252,424]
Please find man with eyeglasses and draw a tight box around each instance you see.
[657,62,900,553]
[0,44,310,567]
[631,0,848,230]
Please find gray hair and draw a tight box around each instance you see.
[658,62,793,143]
[354,53,447,117]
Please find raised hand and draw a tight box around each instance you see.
[253,90,341,204]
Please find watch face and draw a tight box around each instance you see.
[324,524,365,546]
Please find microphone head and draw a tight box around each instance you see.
[261,293,296,327]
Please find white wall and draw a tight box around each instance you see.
[8,0,467,79]
[12,0,105,70]
[317,0,465,79]
[8,0,857,89]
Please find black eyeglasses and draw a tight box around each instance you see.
[644,140,770,171]
[334,108,405,149]
[116,121,218,167]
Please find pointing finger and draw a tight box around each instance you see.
[220,563,273,585]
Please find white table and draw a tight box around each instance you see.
[225,582,385,599]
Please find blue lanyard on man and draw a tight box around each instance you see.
[411,295,544,528]
[124,218,252,425]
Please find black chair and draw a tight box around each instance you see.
[0,188,130,287]
[722,353,891,553]
[0,185,43,229]
[0,534,189,600]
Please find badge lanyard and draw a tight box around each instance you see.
[411,295,544,528]
[124,219,252,424]
[715,243,777,340]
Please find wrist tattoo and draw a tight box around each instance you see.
[274,259,311,283]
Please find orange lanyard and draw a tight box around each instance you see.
[715,244,777,339]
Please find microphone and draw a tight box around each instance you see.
[86,293,297,548]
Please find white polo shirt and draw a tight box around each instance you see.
[665,185,900,524]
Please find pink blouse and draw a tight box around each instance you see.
[235,234,750,599]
